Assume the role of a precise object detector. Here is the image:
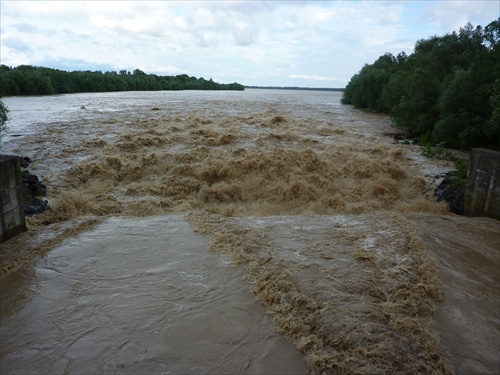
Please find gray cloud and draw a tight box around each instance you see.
[11,22,39,33]
[34,57,116,72]
[0,1,497,88]
[3,37,34,54]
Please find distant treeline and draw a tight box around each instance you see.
[0,65,245,96]
[245,86,344,92]
[342,19,500,150]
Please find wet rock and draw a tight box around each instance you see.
[434,173,465,215]
[22,171,47,197]
[25,198,48,216]
[20,159,49,216]
[434,172,449,179]
[19,156,31,168]
[382,131,409,140]
[382,132,420,145]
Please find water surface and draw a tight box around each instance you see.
[1,215,306,374]
[1,89,498,374]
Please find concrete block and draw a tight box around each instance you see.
[464,149,500,220]
[0,155,27,243]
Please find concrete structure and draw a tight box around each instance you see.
[464,148,500,221]
[0,155,27,243]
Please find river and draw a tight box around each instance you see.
[0,89,498,374]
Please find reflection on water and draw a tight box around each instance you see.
[0,90,498,374]
[1,215,307,374]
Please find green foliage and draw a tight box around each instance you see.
[421,141,453,160]
[0,99,8,126]
[449,159,469,187]
[391,67,441,134]
[0,98,9,149]
[420,133,469,187]
[341,53,399,112]
[420,130,469,187]
[487,79,500,142]
[342,18,500,150]
[0,66,245,97]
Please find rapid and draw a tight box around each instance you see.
[0,89,498,374]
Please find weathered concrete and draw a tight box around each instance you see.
[464,149,500,221]
[0,155,27,243]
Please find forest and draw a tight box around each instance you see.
[0,66,245,96]
[341,19,500,150]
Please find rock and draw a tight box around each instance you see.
[25,204,46,216]
[22,171,47,197]
[33,197,48,209]
[434,172,448,179]
[19,156,31,168]
[434,173,465,215]
[20,167,49,216]
[382,132,420,145]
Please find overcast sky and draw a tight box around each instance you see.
[0,1,498,88]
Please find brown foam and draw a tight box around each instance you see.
[186,211,454,374]
[1,99,458,374]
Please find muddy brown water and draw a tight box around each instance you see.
[0,215,306,374]
[1,90,499,374]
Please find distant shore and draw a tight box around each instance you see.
[244,85,344,92]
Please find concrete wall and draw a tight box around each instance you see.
[0,155,27,243]
[464,148,500,221]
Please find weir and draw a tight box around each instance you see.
[0,155,27,243]
[464,148,500,221]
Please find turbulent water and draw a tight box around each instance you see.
[0,89,498,374]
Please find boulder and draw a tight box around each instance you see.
[434,173,465,215]
[19,157,49,216]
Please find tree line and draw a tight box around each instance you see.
[0,66,245,96]
[341,19,500,150]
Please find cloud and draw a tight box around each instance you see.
[2,37,34,54]
[421,0,498,32]
[33,58,116,72]
[0,1,498,88]
[142,64,186,76]
[243,49,266,64]
[90,4,174,38]
[11,23,39,33]
[232,21,259,46]
[289,74,338,81]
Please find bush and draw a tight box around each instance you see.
[0,98,9,149]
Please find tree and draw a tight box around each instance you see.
[341,53,400,112]
[0,66,245,95]
[391,67,441,134]
[0,98,10,149]
[483,19,500,49]
[486,79,500,147]
[342,18,500,149]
